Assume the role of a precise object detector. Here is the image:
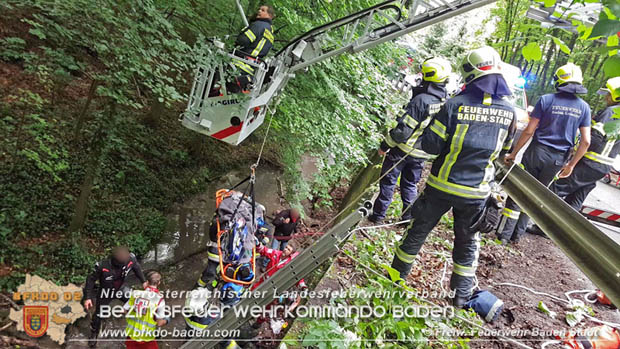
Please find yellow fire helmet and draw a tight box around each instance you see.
[598,76,620,102]
[421,57,452,83]
[461,46,503,83]
[554,62,583,86]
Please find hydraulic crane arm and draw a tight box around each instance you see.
[181,0,497,145]
[280,0,497,73]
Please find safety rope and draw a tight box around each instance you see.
[217,104,275,256]
[253,106,275,170]
[253,114,431,280]
[497,161,517,187]
[495,283,620,329]
[338,233,536,349]
[256,221,410,286]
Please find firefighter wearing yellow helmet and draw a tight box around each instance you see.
[528,77,620,235]
[369,57,452,224]
[390,46,517,307]
[499,62,592,243]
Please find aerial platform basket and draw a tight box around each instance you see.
[180,49,286,145]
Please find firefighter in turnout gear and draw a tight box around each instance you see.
[231,4,275,92]
[498,63,591,243]
[236,5,275,60]
[369,57,452,223]
[528,77,620,235]
[390,47,516,307]
[123,271,169,349]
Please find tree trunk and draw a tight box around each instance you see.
[540,44,556,89]
[73,79,99,141]
[510,29,531,65]
[68,134,103,233]
[68,103,113,232]
[142,97,166,128]
[587,42,602,76]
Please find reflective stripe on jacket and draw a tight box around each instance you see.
[583,106,620,167]
[421,90,516,200]
[382,84,447,159]
[125,289,164,342]
[235,18,274,59]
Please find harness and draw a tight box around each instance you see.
[215,170,258,286]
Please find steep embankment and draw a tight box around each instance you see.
[0,0,406,291]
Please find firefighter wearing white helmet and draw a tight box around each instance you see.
[184,287,220,333]
[461,45,503,84]
[528,77,620,236]
[390,46,517,307]
[499,62,591,243]
[369,57,452,224]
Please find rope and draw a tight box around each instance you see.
[253,106,275,169]
[252,144,415,279]
[495,283,620,329]
[495,282,568,304]
[498,161,517,186]
[339,235,535,349]
[285,122,435,256]
[257,220,413,285]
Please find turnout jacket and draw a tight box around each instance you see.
[380,83,447,159]
[421,89,516,200]
[583,105,620,170]
[84,254,146,300]
[236,18,274,59]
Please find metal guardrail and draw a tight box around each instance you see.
[180,163,620,348]
[180,202,372,349]
[497,162,620,306]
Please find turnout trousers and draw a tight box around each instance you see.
[498,142,567,242]
[550,160,608,211]
[391,187,486,298]
[198,216,221,289]
[372,148,425,221]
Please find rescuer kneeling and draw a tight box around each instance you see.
[390,47,517,307]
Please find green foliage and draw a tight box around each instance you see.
[0,37,34,63]
[604,55,620,77]
[551,37,572,55]
[16,0,192,109]
[522,42,543,61]
[269,1,408,206]
[589,11,620,38]
[440,214,455,229]
[302,320,360,349]
[0,0,412,291]
[603,119,620,139]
